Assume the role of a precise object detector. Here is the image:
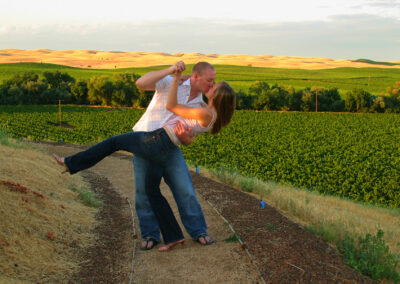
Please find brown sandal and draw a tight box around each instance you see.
[158,239,185,252]
[197,235,214,245]
[140,237,159,250]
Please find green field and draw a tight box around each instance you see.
[1,105,399,207]
[1,63,399,96]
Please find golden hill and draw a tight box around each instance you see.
[1,49,399,69]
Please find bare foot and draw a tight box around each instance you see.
[53,154,68,173]
[158,239,184,252]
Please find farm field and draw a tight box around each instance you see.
[1,105,399,207]
[1,62,399,96]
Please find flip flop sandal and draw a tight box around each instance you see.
[196,235,214,245]
[140,237,159,250]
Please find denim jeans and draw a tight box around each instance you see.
[64,128,208,242]
[134,144,208,242]
[64,128,175,174]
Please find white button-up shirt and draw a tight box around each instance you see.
[133,75,204,132]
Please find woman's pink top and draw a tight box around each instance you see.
[162,109,216,145]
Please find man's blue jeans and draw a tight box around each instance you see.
[134,146,208,242]
[62,127,208,243]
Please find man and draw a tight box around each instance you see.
[134,61,215,250]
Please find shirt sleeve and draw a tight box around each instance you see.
[155,75,173,91]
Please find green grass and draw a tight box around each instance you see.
[70,185,102,208]
[0,125,27,149]
[224,234,240,243]
[1,62,399,96]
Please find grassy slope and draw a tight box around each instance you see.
[0,136,98,282]
[1,63,399,96]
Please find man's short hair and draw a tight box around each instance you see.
[192,62,214,76]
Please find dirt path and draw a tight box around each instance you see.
[38,142,373,283]
[38,142,262,283]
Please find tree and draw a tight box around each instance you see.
[111,73,140,106]
[345,91,357,112]
[236,90,254,110]
[23,80,48,104]
[0,72,50,104]
[386,82,400,98]
[345,89,372,112]
[248,81,270,96]
[135,91,153,108]
[301,89,315,112]
[43,71,75,90]
[289,91,303,111]
[1,86,24,104]
[87,76,114,105]
[274,87,290,111]
[3,72,39,88]
[71,79,89,104]
[249,81,270,110]
[370,96,386,113]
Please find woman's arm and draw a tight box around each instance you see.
[166,73,212,126]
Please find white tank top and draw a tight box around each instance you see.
[162,109,216,145]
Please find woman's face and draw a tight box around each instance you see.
[205,82,222,101]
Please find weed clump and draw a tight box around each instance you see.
[340,229,399,282]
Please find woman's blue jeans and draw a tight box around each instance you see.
[64,129,208,243]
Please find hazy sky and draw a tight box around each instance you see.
[1,0,400,61]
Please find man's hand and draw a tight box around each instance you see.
[174,120,194,146]
[179,74,191,85]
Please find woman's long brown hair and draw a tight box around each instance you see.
[211,82,236,135]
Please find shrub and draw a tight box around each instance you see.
[340,230,399,282]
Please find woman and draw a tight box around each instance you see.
[54,67,236,251]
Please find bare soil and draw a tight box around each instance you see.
[38,142,374,283]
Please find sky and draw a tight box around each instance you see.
[1,0,400,61]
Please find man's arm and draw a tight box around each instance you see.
[136,61,186,90]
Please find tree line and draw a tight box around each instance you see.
[0,71,152,107]
[236,81,400,113]
[1,71,399,113]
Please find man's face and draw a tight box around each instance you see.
[196,68,216,93]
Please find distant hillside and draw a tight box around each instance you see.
[1,49,400,70]
[352,59,400,66]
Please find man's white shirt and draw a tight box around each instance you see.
[133,75,204,132]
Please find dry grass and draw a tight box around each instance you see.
[1,49,400,69]
[261,183,400,252]
[0,140,98,282]
[192,164,400,257]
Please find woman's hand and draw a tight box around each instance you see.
[170,61,186,75]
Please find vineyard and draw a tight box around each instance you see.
[1,105,399,207]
